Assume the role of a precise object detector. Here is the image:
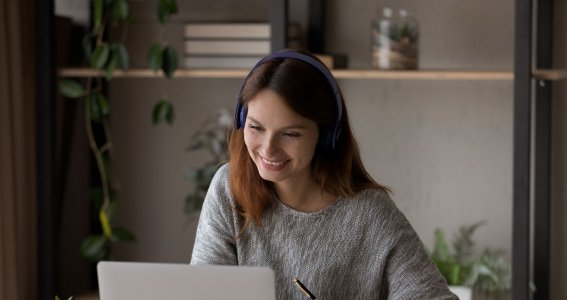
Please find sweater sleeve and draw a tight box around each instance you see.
[382,200,458,300]
[190,164,238,265]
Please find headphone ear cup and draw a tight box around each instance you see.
[320,123,342,150]
[333,123,341,149]
[319,124,334,150]
[239,106,248,128]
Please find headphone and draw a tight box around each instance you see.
[233,49,343,150]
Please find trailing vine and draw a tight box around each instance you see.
[58,0,178,262]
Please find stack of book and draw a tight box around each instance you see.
[183,22,302,69]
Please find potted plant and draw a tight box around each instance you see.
[429,222,511,300]
[184,108,232,214]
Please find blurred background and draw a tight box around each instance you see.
[1,0,566,299]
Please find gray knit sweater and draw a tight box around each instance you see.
[191,164,456,300]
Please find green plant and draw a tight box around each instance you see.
[58,0,178,262]
[184,108,231,213]
[429,222,511,296]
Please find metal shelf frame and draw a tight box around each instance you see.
[513,0,554,299]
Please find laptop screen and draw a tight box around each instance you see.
[97,261,276,300]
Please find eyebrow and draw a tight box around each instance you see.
[247,117,308,130]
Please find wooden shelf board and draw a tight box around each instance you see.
[57,68,566,81]
[58,68,250,78]
[59,68,515,80]
[532,69,567,80]
[332,70,513,80]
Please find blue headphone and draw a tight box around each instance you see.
[234,50,343,150]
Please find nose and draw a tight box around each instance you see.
[261,132,280,156]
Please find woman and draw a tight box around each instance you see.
[191,50,456,299]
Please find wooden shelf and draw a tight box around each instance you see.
[57,68,250,78]
[58,68,566,81]
[332,70,513,80]
[532,69,567,80]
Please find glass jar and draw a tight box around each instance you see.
[371,7,419,70]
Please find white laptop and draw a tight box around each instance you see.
[97,261,276,300]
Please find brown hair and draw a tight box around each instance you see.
[228,52,389,235]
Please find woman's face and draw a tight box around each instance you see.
[243,89,319,185]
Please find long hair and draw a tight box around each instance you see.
[229,51,389,235]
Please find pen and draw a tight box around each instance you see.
[293,277,317,299]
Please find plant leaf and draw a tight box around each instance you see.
[147,43,163,71]
[99,210,113,238]
[112,0,129,22]
[110,227,137,242]
[105,51,118,81]
[106,200,118,225]
[114,43,129,69]
[91,43,110,69]
[158,0,178,24]
[80,235,107,262]
[185,193,204,213]
[82,34,93,61]
[449,264,461,285]
[432,228,452,262]
[58,79,86,98]
[89,93,102,122]
[90,186,117,211]
[152,100,174,125]
[92,92,110,121]
[161,46,178,78]
[93,0,103,32]
[453,221,485,265]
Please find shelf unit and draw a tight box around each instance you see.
[514,0,562,299]
[57,67,565,81]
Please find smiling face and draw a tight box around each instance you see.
[243,89,319,186]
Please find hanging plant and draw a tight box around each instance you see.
[58,0,178,262]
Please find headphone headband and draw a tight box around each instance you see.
[234,50,343,150]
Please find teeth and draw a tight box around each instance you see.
[262,157,286,166]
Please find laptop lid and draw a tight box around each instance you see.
[97,261,276,300]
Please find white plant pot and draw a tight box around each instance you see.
[448,285,472,300]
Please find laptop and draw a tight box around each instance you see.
[97,261,276,300]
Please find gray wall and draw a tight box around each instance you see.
[99,0,566,299]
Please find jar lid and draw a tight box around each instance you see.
[383,7,393,18]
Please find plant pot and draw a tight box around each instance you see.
[448,285,472,300]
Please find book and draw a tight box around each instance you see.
[184,39,303,56]
[184,40,271,56]
[183,56,265,69]
[182,53,342,70]
[184,22,302,39]
[185,23,270,39]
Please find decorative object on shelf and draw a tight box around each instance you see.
[57,0,178,262]
[184,108,231,213]
[370,7,419,70]
[429,222,511,300]
[182,22,302,69]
